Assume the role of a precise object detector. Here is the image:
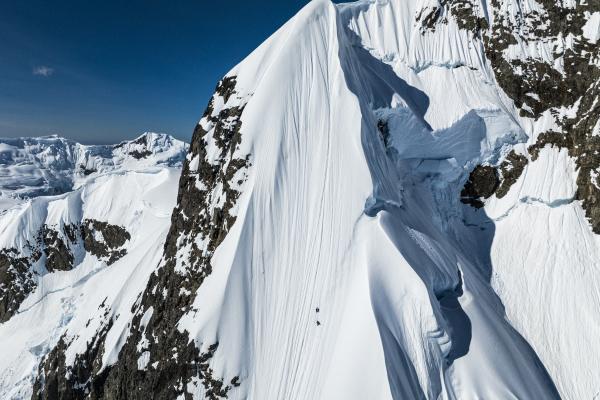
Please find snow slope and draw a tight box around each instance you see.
[0,168,180,399]
[177,1,596,398]
[2,1,599,399]
[171,2,559,398]
[0,134,186,399]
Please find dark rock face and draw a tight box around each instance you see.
[32,76,251,399]
[438,0,599,227]
[485,0,598,119]
[32,320,114,400]
[114,134,149,150]
[42,220,130,272]
[416,6,444,32]
[0,248,37,323]
[447,0,488,35]
[32,335,72,400]
[80,220,131,265]
[416,0,488,35]
[43,227,74,272]
[461,165,500,208]
[0,220,130,324]
[114,133,179,160]
[483,0,600,231]
[79,166,97,176]
[461,151,527,206]
[377,119,392,150]
[527,131,573,162]
[496,151,528,199]
[129,150,153,159]
[215,76,237,103]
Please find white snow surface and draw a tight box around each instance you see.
[0,132,188,203]
[1,1,599,399]
[0,135,184,399]
[179,1,596,399]
[583,11,600,44]
[178,1,594,399]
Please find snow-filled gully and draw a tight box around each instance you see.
[335,6,560,399]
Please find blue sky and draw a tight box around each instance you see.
[0,1,311,144]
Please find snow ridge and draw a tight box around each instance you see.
[1,1,600,400]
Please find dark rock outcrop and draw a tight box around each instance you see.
[441,0,599,230]
[81,220,131,265]
[416,0,488,36]
[0,220,130,324]
[43,227,75,272]
[129,150,153,159]
[496,151,528,199]
[461,165,500,208]
[0,248,37,323]
[32,76,251,399]
[483,0,600,231]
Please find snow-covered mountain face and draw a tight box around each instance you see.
[0,133,187,203]
[0,132,187,329]
[2,0,599,399]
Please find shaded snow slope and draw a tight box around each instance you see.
[2,1,599,400]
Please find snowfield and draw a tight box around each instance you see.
[1,1,599,399]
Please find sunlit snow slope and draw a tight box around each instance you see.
[0,133,187,398]
[3,1,600,399]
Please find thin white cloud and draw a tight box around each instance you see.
[33,66,54,77]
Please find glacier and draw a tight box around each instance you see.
[1,0,599,399]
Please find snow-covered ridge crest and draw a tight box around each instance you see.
[0,132,188,204]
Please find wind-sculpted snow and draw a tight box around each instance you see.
[2,0,600,399]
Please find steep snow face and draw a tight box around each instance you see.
[4,1,600,400]
[337,1,600,399]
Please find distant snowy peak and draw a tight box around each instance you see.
[112,132,187,163]
[75,132,189,180]
[0,132,188,201]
